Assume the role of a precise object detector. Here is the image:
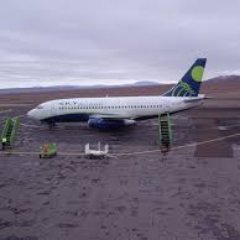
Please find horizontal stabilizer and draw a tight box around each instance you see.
[183,98,204,103]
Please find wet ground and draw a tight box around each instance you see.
[0,91,240,240]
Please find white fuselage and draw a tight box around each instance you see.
[27,95,204,122]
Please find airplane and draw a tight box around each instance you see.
[27,58,207,130]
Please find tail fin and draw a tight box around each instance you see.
[163,58,207,97]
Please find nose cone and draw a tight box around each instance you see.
[27,109,37,119]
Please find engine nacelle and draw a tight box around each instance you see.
[88,118,135,130]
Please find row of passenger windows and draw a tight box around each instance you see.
[58,105,163,110]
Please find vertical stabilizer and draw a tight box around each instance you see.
[163,58,207,97]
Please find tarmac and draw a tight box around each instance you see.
[0,84,240,240]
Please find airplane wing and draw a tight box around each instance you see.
[88,114,136,129]
[90,113,133,120]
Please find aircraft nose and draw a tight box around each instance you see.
[27,109,36,118]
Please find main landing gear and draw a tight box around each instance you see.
[48,121,56,129]
[41,120,56,129]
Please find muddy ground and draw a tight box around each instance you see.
[0,84,240,240]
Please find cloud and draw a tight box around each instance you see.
[0,0,240,88]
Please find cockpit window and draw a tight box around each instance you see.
[36,104,44,110]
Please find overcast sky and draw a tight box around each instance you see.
[0,0,240,89]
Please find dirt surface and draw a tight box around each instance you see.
[0,83,240,240]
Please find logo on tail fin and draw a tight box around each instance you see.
[163,58,207,97]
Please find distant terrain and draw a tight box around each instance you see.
[0,75,240,95]
[205,75,240,84]
[0,80,160,94]
[0,76,239,105]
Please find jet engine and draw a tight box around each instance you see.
[87,118,135,130]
